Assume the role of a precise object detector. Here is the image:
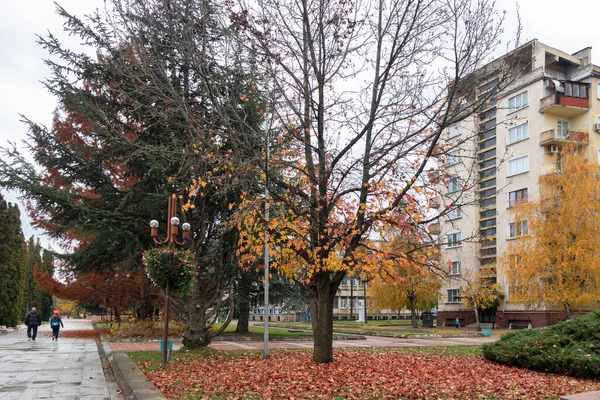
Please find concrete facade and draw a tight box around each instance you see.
[437,40,600,327]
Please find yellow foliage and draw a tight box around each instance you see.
[502,146,600,314]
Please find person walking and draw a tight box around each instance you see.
[24,307,42,341]
[50,310,64,340]
[455,317,460,328]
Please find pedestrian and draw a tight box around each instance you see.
[50,310,64,340]
[455,317,460,328]
[24,307,42,341]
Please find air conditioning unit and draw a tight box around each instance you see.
[548,144,559,154]
[594,123,600,132]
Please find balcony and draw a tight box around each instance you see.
[539,93,589,117]
[428,222,441,235]
[539,129,588,146]
[428,196,441,209]
[540,163,559,176]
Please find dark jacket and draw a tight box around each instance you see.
[50,315,64,328]
[24,310,41,327]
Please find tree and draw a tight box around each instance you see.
[370,229,440,327]
[0,193,27,327]
[458,267,504,330]
[502,146,600,319]
[233,0,519,362]
[0,0,265,348]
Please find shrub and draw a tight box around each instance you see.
[483,310,600,378]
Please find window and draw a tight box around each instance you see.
[450,261,461,275]
[445,122,462,137]
[509,221,528,238]
[340,298,347,308]
[508,122,529,144]
[448,207,462,220]
[509,188,528,207]
[479,78,499,94]
[597,82,600,100]
[557,120,570,138]
[565,82,588,98]
[447,289,461,303]
[447,232,462,248]
[447,150,460,166]
[447,177,462,193]
[333,298,338,309]
[507,155,529,176]
[508,91,528,113]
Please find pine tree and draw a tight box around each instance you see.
[0,194,27,327]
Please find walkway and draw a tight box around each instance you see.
[0,319,119,400]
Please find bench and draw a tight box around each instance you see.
[508,320,532,329]
[442,318,465,327]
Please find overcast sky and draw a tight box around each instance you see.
[2,0,599,250]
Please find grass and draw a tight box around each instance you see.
[267,321,460,336]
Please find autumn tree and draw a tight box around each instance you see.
[457,267,504,330]
[502,146,600,319]
[370,228,440,327]
[232,0,521,362]
[0,193,27,327]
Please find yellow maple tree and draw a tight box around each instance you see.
[502,145,600,318]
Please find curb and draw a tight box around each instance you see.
[94,322,166,400]
[109,352,166,400]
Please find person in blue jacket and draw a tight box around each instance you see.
[24,307,42,341]
[50,310,64,340]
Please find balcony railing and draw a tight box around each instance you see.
[539,93,589,116]
[428,222,441,235]
[539,129,588,146]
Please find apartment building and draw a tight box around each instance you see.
[435,40,600,328]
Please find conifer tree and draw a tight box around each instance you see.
[0,193,27,327]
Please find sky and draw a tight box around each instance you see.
[1,0,600,250]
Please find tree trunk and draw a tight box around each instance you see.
[564,301,572,319]
[309,275,336,363]
[410,296,418,328]
[472,295,481,331]
[182,285,212,348]
[236,300,250,333]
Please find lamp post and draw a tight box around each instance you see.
[263,128,270,360]
[149,193,191,368]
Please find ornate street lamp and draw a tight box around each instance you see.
[148,193,191,368]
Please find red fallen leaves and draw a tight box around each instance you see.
[138,349,600,399]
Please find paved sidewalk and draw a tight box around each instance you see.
[0,319,120,400]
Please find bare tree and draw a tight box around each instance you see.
[232,0,523,363]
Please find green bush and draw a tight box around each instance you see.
[483,310,600,378]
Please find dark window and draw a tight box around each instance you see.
[480,218,496,228]
[480,169,496,179]
[479,159,496,169]
[480,197,496,207]
[480,188,496,198]
[479,149,496,161]
[509,188,528,207]
[479,118,497,132]
[480,138,496,150]
[480,209,496,219]
[480,178,496,189]
[480,129,497,140]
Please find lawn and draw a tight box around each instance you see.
[267,321,461,336]
[131,347,600,399]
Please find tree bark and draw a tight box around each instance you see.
[236,300,250,333]
[182,283,212,348]
[564,301,572,320]
[309,273,338,363]
[410,295,418,328]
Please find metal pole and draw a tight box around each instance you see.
[161,280,170,368]
[263,131,270,360]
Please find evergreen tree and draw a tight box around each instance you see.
[39,248,55,320]
[0,193,27,327]
[23,236,42,316]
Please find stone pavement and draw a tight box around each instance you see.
[0,319,120,400]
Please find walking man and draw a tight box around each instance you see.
[50,310,64,340]
[24,307,42,341]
